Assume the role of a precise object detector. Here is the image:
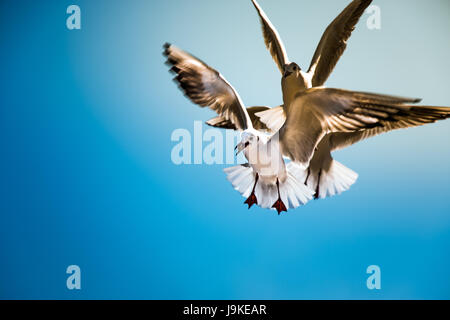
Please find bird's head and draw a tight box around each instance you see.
[235,131,259,155]
[281,62,310,105]
[283,62,301,78]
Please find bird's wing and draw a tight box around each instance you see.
[163,43,252,130]
[307,0,373,87]
[279,87,427,166]
[206,106,271,131]
[254,105,286,132]
[251,0,289,74]
[329,105,450,151]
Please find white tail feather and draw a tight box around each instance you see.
[290,160,358,199]
[224,164,254,198]
[254,106,286,133]
[282,162,315,208]
[224,163,314,210]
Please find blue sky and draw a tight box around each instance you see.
[0,0,449,299]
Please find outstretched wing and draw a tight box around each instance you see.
[206,106,272,131]
[329,105,450,151]
[279,87,447,167]
[307,0,372,86]
[163,43,252,130]
[251,0,289,74]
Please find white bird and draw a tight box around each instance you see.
[163,43,314,213]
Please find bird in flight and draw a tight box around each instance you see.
[249,0,373,199]
[213,0,449,199]
[163,0,450,213]
[164,43,314,214]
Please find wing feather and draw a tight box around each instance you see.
[251,0,289,74]
[163,43,251,130]
[206,106,271,131]
[280,87,449,166]
[330,105,450,151]
[307,0,373,86]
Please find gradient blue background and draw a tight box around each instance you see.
[0,0,449,299]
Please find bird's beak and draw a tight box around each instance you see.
[235,141,248,155]
[283,64,292,78]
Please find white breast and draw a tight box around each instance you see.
[245,138,287,185]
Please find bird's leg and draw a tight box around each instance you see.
[314,169,322,200]
[272,179,287,215]
[244,173,259,209]
[304,167,311,185]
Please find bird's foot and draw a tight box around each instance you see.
[272,198,287,215]
[244,192,258,209]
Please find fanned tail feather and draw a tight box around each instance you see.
[224,163,314,211]
[224,164,255,198]
[290,160,358,199]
